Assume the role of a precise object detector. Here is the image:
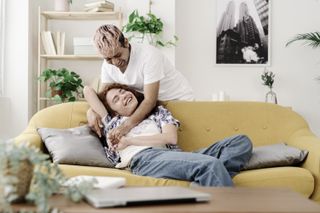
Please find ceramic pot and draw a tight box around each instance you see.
[54,0,70,12]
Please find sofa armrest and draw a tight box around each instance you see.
[14,128,42,150]
[288,130,320,201]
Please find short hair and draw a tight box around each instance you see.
[93,25,126,56]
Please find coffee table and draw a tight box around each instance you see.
[12,187,320,213]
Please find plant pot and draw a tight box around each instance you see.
[54,0,70,12]
[5,160,34,203]
[51,88,63,97]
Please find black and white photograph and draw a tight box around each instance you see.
[216,0,270,65]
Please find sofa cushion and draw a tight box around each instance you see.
[233,167,314,198]
[244,143,308,170]
[58,164,314,198]
[58,164,190,187]
[38,125,113,168]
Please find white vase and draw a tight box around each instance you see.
[54,0,70,12]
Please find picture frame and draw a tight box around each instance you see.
[216,0,270,66]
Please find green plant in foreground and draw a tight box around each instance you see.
[123,10,178,47]
[261,69,275,90]
[38,68,84,103]
[0,140,96,213]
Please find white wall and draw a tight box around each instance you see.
[1,0,30,140]
[176,0,320,137]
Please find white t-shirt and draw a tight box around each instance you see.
[100,43,194,101]
[113,117,163,169]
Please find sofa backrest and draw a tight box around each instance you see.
[166,101,310,151]
[28,101,310,152]
[29,102,89,129]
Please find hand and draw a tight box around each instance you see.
[87,109,103,137]
[116,136,130,150]
[108,122,131,144]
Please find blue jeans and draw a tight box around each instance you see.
[129,134,252,187]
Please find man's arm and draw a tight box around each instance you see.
[116,124,178,150]
[109,81,160,142]
[83,85,108,137]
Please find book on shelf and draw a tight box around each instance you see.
[41,31,65,55]
[41,31,57,55]
[40,31,51,55]
[84,1,114,9]
[85,7,113,12]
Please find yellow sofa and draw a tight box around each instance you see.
[15,101,320,202]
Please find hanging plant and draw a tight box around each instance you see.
[123,10,178,47]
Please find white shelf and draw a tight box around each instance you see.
[37,7,122,111]
[40,55,102,60]
[41,11,122,20]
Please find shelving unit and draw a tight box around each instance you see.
[37,7,122,111]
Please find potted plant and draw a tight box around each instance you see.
[0,140,95,213]
[123,9,178,47]
[38,68,84,103]
[261,69,277,104]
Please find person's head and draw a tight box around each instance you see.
[94,25,130,71]
[98,83,144,117]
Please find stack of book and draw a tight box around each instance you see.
[73,37,97,55]
[84,0,114,12]
[41,31,65,55]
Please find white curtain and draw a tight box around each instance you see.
[0,0,5,96]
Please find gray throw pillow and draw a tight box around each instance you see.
[243,143,308,170]
[38,125,113,168]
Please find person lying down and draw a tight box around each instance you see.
[84,83,252,187]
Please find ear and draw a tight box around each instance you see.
[124,37,129,48]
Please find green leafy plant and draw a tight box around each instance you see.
[38,68,84,103]
[286,32,320,82]
[261,69,275,90]
[0,140,96,213]
[286,32,320,48]
[123,10,178,47]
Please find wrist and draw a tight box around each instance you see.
[123,137,131,146]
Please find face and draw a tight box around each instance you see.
[106,88,138,116]
[103,41,130,72]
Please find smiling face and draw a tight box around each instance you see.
[103,44,130,72]
[94,25,130,72]
[105,88,138,116]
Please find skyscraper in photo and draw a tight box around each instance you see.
[253,0,269,35]
[217,0,236,36]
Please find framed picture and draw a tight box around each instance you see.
[216,0,270,65]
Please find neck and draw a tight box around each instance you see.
[120,44,131,73]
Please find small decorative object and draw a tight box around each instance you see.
[38,68,84,103]
[0,140,96,213]
[123,1,178,47]
[54,0,72,12]
[261,68,277,104]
